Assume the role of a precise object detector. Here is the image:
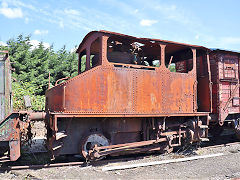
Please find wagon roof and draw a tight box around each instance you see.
[76,30,209,53]
[210,48,240,55]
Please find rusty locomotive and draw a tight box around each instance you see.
[1,31,240,161]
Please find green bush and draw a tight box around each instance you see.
[12,81,45,111]
[1,35,78,111]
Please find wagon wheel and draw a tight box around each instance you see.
[81,133,109,160]
[235,128,240,140]
[232,119,240,140]
[209,124,224,137]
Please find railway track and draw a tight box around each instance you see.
[203,141,240,149]
[1,133,239,171]
[0,153,143,171]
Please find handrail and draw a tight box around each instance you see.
[55,77,70,86]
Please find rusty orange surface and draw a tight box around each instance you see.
[46,31,210,117]
[46,65,197,116]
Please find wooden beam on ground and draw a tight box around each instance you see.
[102,153,224,171]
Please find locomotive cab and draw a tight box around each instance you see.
[77,31,212,113]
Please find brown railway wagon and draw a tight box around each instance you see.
[209,49,240,138]
[45,31,211,160]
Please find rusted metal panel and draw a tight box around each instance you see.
[9,140,20,161]
[135,70,163,113]
[197,77,210,111]
[45,85,65,112]
[47,66,135,113]
[49,112,210,118]
[196,53,212,112]
[0,113,20,160]
[0,60,5,121]
[46,65,197,115]
[135,69,195,114]
[0,51,11,121]
[0,95,4,122]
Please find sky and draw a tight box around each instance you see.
[0,0,240,52]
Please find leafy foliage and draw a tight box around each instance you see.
[2,35,78,111]
[169,63,176,72]
[12,81,45,110]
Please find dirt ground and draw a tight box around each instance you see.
[1,142,240,180]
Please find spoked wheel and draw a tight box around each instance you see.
[81,133,109,160]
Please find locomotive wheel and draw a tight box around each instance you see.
[81,133,109,160]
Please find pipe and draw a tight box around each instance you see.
[29,112,46,121]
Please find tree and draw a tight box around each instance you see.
[1,35,79,111]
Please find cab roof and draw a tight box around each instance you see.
[76,30,209,53]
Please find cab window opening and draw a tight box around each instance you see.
[106,36,161,69]
[90,37,101,68]
[165,44,193,73]
[78,38,101,74]
[79,50,86,73]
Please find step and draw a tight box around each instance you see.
[55,131,67,140]
[52,144,63,151]
[199,125,208,129]
[200,138,209,142]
